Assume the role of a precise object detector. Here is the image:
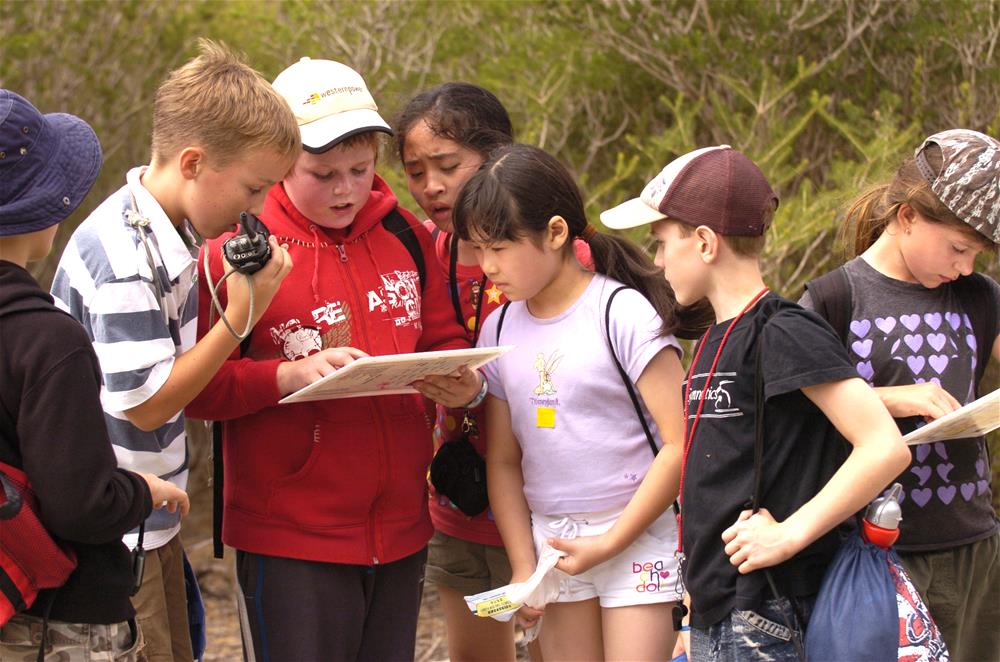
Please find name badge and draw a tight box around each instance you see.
[536,407,555,429]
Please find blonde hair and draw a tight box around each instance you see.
[844,146,994,256]
[151,39,300,166]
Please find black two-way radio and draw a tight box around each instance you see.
[222,211,272,274]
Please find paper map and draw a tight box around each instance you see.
[279,346,513,404]
[902,388,1000,445]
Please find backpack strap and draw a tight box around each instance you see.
[804,266,851,343]
[495,301,512,345]
[605,287,659,458]
[604,286,681,516]
[211,422,225,559]
[951,273,997,391]
[382,208,426,293]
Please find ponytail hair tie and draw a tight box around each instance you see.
[580,224,598,243]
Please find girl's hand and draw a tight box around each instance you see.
[412,365,483,408]
[721,508,800,574]
[505,567,545,628]
[516,603,545,630]
[876,383,961,421]
[548,535,614,576]
[276,347,368,395]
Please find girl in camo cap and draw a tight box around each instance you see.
[801,129,999,661]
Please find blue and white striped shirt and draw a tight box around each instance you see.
[51,166,198,550]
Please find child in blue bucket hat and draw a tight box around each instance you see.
[0,88,188,660]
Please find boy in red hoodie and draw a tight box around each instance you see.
[187,58,479,661]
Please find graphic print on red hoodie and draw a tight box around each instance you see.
[187,175,469,566]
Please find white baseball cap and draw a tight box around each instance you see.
[272,57,392,153]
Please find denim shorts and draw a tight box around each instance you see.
[689,594,814,662]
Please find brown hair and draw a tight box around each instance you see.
[844,146,993,255]
[671,212,772,258]
[151,39,300,166]
[453,144,712,338]
[334,130,383,161]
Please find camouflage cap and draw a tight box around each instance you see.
[915,129,1000,244]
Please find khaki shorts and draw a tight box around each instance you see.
[131,534,192,662]
[0,614,143,661]
[425,530,513,595]
[899,531,1000,662]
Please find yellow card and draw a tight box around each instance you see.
[536,407,555,428]
[475,594,519,617]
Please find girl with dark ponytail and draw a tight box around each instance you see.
[453,143,688,660]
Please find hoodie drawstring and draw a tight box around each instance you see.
[308,224,322,305]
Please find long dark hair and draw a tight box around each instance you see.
[395,82,514,162]
[453,143,710,338]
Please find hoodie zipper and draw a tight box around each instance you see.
[331,237,384,564]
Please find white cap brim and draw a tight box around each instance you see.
[299,107,392,153]
[600,196,667,230]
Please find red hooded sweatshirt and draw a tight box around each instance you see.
[187,176,469,565]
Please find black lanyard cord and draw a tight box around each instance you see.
[448,234,488,346]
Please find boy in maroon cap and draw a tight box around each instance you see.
[549,146,910,661]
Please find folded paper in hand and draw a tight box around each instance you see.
[464,544,566,641]
[280,346,513,404]
[902,388,1000,446]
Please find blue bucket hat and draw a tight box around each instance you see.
[0,89,103,236]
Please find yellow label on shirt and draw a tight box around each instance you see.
[536,407,555,428]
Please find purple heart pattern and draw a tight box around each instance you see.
[876,317,897,334]
[852,339,873,358]
[911,465,932,485]
[850,319,871,337]
[849,307,984,510]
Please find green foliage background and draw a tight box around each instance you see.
[3,0,999,505]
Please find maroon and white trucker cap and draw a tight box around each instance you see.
[601,145,778,236]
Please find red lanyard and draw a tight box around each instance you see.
[676,288,769,553]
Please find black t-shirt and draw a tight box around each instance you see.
[681,294,858,628]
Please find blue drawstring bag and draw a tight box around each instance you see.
[805,532,948,661]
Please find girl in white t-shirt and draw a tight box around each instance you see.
[453,143,708,660]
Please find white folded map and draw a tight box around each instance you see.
[902,388,1000,446]
[279,345,513,404]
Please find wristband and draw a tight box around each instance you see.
[679,625,691,632]
[463,371,489,409]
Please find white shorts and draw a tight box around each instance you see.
[531,506,682,608]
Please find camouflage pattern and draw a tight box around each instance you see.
[916,129,1000,244]
[0,614,143,661]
